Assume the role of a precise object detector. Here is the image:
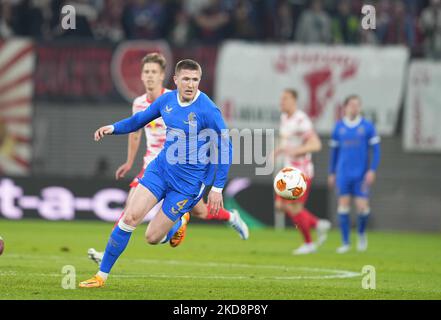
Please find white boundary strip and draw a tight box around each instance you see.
[2,254,361,281]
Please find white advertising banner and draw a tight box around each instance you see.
[215,42,409,135]
[0,39,35,176]
[404,61,441,153]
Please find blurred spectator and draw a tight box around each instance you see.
[169,6,193,46]
[11,0,46,38]
[231,0,258,40]
[122,0,167,40]
[95,0,124,41]
[359,28,379,45]
[420,0,441,59]
[331,0,360,44]
[0,0,436,54]
[295,0,332,44]
[0,1,14,38]
[377,1,416,47]
[183,0,212,16]
[193,0,232,44]
[274,0,295,41]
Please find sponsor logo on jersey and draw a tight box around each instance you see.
[184,112,197,127]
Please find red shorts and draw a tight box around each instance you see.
[275,178,312,204]
[129,167,146,188]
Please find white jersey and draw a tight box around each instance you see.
[132,88,169,166]
[279,109,315,178]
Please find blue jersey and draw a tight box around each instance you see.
[329,117,380,180]
[112,90,232,195]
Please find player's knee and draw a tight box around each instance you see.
[357,206,370,215]
[145,231,161,245]
[275,201,283,211]
[338,197,351,207]
[122,215,138,228]
[337,205,350,213]
[144,227,164,245]
[288,203,302,215]
[191,208,205,219]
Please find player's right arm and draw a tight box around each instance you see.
[94,98,162,141]
[328,123,340,188]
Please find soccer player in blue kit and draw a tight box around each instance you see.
[328,95,381,254]
[79,59,232,288]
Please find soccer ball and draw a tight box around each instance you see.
[274,167,308,200]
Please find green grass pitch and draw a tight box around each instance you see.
[0,219,440,300]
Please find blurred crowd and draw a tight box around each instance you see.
[1,0,441,58]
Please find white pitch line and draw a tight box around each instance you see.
[0,271,359,281]
[1,254,361,280]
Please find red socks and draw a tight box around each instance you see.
[205,205,231,221]
[287,209,319,243]
[302,209,318,229]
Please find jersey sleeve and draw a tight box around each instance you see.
[205,103,232,190]
[113,98,162,135]
[367,123,381,171]
[367,123,381,146]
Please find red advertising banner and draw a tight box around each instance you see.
[35,41,117,102]
[34,41,218,103]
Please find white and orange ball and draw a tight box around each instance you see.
[274,167,308,200]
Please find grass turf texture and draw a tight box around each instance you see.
[0,219,440,300]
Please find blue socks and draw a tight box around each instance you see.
[357,211,370,235]
[100,221,135,274]
[338,212,350,245]
[338,210,370,246]
[99,216,185,276]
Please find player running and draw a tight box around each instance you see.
[87,53,248,265]
[273,89,331,255]
[328,95,381,254]
[80,59,234,288]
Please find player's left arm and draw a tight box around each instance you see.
[206,105,233,215]
[365,123,381,186]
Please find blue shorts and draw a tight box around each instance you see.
[336,176,369,198]
[138,159,206,222]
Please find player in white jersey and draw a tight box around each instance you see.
[87,53,248,265]
[273,89,331,255]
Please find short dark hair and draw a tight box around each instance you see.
[344,94,360,106]
[175,59,202,75]
[141,53,166,71]
[285,89,298,100]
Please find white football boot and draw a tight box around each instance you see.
[357,234,368,252]
[336,244,351,254]
[88,248,104,265]
[229,209,249,240]
[293,243,317,255]
[316,219,331,246]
